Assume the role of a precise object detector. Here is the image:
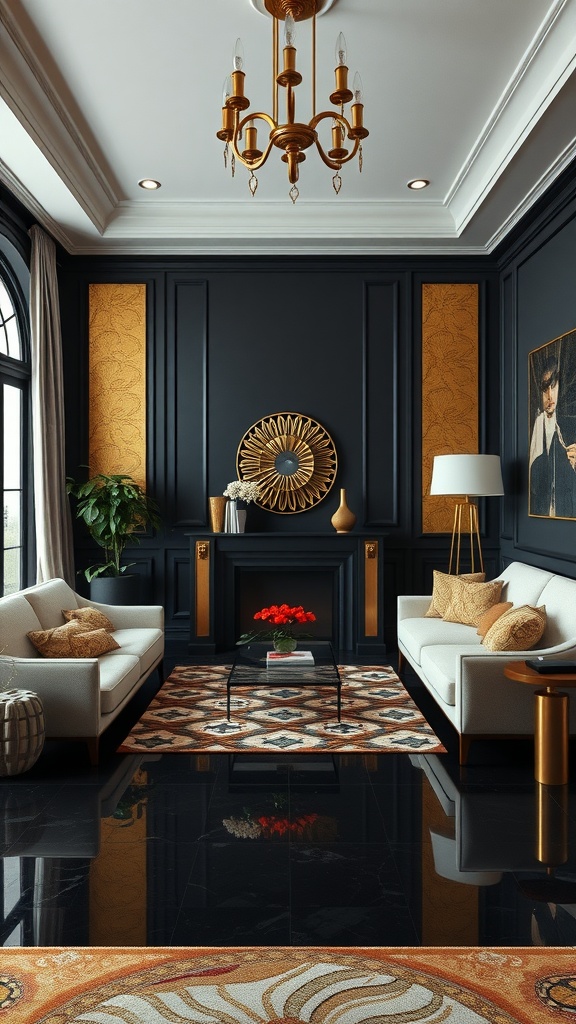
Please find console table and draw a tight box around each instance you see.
[186,532,385,656]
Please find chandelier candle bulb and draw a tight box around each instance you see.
[284,13,296,47]
[233,38,244,71]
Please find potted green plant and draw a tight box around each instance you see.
[67,472,161,604]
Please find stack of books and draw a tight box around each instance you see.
[266,650,315,668]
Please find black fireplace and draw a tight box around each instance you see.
[188,532,385,656]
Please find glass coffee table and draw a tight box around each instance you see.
[227,641,342,721]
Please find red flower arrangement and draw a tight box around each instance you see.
[237,603,316,648]
[257,813,318,837]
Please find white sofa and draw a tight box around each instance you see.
[0,578,164,765]
[397,561,576,763]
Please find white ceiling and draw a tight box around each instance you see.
[1,0,575,256]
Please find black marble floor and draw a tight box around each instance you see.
[2,657,576,948]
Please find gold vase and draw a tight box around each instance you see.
[331,488,356,533]
[209,496,227,533]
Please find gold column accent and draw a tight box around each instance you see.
[534,689,569,785]
[88,283,147,489]
[422,283,479,533]
[364,540,378,637]
[195,540,211,637]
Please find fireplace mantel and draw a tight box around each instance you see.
[187,532,385,655]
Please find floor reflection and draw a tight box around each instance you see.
[2,741,576,947]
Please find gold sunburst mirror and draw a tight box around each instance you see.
[237,412,338,513]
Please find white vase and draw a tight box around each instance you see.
[224,499,238,533]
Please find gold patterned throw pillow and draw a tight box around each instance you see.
[425,570,486,618]
[476,601,513,638]
[27,621,120,658]
[442,577,504,627]
[482,605,547,652]
[62,607,115,631]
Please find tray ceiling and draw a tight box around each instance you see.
[1,0,575,255]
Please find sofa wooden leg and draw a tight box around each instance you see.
[397,650,404,675]
[459,734,472,765]
[86,737,99,766]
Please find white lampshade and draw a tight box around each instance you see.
[430,454,504,497]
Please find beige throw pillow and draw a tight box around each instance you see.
[425,570,486,618]
[482,605,547,652]
[62,607,115,631]
[442,577,504,627]
[28,621,120,658]
[476,601,513,638]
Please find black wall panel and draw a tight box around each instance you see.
[167,276,208,527]
[57,255,500,649]
[498,180,576,578]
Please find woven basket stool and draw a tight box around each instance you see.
[0,689,45,776]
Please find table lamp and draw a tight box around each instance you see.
[430,454,504,574]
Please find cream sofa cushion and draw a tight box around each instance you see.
[398,617,482,664]
[0,595,43,658]
[107,628,164,674]
[24,578,79,629]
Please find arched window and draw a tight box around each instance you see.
[0,257,30,595]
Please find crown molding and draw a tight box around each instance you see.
[0,5,117,232]
[446,0,576,232]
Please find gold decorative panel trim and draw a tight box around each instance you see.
[88,284,147,489]
[195,540,211,637]
[422,284,479,533]
[364,540,378,637]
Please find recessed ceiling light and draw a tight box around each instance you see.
[138,179,162,190]
[407,179,430,190]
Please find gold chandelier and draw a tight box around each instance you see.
[216,0,369,203]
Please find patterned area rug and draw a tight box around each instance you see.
[118,664,446,754]
[2,945,575,1023]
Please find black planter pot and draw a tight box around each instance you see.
[89,574,142,606]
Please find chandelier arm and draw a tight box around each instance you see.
[309,109,349,132]
[230,111,278,171]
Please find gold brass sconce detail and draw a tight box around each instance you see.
[237,412,337,513]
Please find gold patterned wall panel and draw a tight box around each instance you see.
[422,283,479,533]
[88,283,147,489]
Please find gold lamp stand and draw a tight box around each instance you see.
[448,496,483,575]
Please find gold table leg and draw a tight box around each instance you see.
[534,689,569,785]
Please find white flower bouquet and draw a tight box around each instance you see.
[223,479,261,504]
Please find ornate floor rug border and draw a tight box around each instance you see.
[1,945,574,1023]
[118,664,446,754]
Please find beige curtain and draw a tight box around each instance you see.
[29,224,75,585]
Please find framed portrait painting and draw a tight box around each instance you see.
[528,327,576,519]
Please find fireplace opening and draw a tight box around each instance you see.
[236,569,333,642]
